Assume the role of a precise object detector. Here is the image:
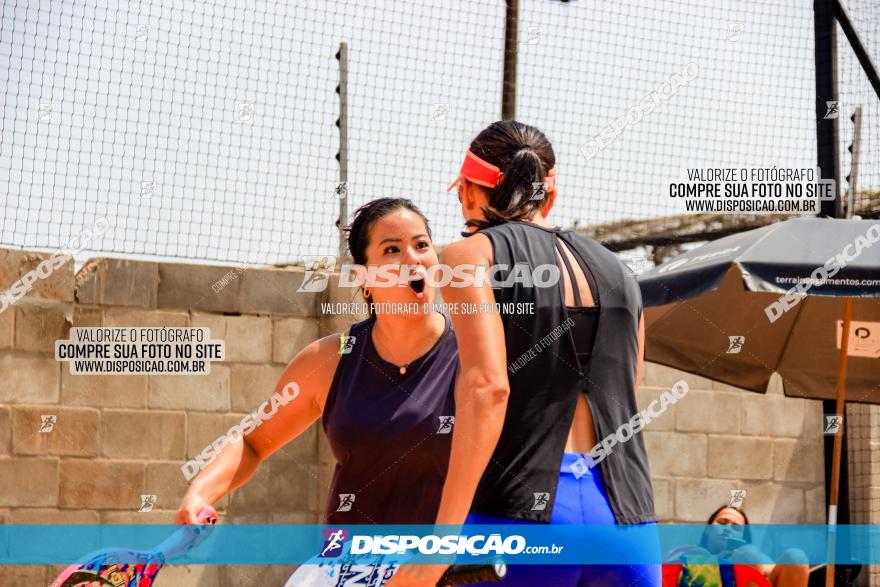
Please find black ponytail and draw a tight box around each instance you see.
[465,120,556,230]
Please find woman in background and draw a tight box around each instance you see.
[669,505,809,587]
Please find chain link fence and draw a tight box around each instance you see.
[1,1,875,267]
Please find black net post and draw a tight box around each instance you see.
[502,0,518,120]
[815,0,842,218]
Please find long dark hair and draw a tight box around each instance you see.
[464,120,556,230]
[343,197,431,313]
[698,505,753,549]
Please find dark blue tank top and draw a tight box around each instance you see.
[321,314,458,524]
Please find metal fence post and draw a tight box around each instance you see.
[814,0,841,219]
[336,42,349,265]
[502,0,518,120]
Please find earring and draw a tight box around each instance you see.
[362,288,371,299]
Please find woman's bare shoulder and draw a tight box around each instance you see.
[441,233,493,265]
[279,331,348,411]
[295,332,345,362]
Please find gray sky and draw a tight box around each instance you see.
[1,0,877,267]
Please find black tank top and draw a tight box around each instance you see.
[321,314,458,524]
[470,221,656,524]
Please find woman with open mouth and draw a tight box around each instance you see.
[175,196,459,533]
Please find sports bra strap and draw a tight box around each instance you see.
[554,235,599,306]
[553,238,584,306]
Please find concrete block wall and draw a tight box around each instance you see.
[639,364,826,525]
[0,248,347,586]
[0,249,833,585]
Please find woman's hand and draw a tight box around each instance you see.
[665,544,712,562]
[174,492,213,525]
[385,563,449,587]
[171,336,335,526]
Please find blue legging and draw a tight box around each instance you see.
[464,452,661,587]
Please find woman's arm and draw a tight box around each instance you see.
[434,235,510,526]
[175,334,341,523]
[387,236,510,587]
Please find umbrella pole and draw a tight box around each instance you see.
[825,297,853,587]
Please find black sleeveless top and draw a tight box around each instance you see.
[321,314,458,524]
[470,221,656,524]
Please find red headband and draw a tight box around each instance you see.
[447,150,557,193]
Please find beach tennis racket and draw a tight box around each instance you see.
[285,555,506,586]
[49,506,217,587]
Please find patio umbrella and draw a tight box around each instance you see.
[637,217,880,584]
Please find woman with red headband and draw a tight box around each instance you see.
[389,120,659,587]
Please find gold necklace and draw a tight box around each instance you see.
[373,314,443,375]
